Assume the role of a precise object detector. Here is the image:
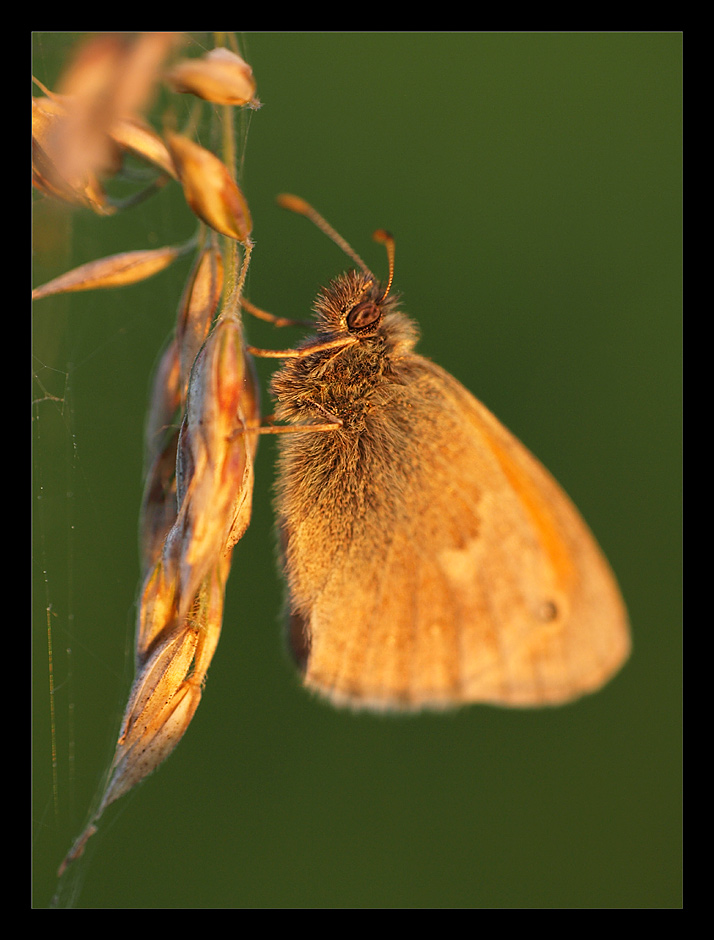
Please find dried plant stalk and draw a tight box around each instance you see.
[36,33,263,882]
[59,282,259,879]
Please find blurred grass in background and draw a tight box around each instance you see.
[33,32,681,909]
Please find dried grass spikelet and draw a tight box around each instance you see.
[32,95,111,214]
[108,116,178,179]
[33,33,181,214]
[59,297,260,877]
[165,315,259,622]
[100,554,230,813]
[140,340,182,572]
[175,234,225,396]
[56,32,181,122]
[165,47,258,106]
[166,132,252,242]
[121,310,259,811]
[53,32,180,181]
[33,95,177,211]
[139,235,225,571]
[139,313,258,656]
[31,243,191,301]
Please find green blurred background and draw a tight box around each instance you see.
[32,32,682,908]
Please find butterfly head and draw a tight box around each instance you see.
[277,194,397,343]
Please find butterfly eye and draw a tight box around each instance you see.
[347,300,381,333]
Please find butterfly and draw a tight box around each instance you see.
[250,195,630,711]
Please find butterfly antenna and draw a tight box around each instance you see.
[372,229,395,301]
[277,194,374,278]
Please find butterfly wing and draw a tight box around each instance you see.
[279,356,630,710]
